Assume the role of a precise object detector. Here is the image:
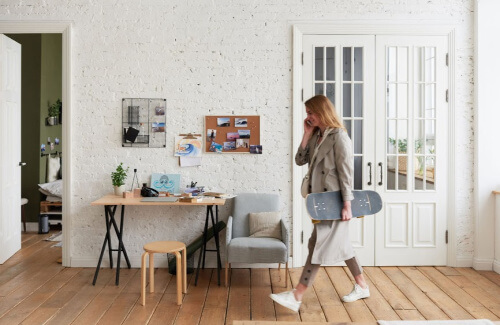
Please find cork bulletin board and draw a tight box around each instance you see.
[205,115,260,153]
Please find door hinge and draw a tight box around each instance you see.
[445,230,448,244]
[301,89,303,102]
[301,52,303,65]
[301,231,304,244]
[446,53,449,66]
[446,89,449,103]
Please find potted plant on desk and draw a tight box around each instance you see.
[111,163,129,196]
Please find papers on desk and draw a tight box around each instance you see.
[202,192,236,199]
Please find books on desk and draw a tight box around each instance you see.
[178,196,215,203]
[201,192,236,199]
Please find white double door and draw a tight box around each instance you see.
[301,35,448,266]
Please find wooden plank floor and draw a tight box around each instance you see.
[1,232,500,325]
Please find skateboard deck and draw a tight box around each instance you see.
[306,190,382,221]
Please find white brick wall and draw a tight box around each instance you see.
[0,0,475,266]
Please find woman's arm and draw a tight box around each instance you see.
[333,130,354,202]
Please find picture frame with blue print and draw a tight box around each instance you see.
[150,173,181,194]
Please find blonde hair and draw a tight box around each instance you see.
[304,95,346,131]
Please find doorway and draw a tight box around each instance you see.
[292,24,454,267]
[0,22,72,266]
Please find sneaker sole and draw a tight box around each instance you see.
[342,293,370,303]
[269,293,300,312]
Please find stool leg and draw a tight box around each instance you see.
[182,247,187,293]
[175,251,182,305]
[141,252,148,306]
[149,253,155,293]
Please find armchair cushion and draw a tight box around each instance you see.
[249,211,282,240]
[227,237,287,264]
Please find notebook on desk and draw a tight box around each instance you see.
[141,197,178,202]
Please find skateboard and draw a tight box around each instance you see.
[306,190,382,221]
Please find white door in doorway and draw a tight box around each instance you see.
[301,35,376,265]
[374,36,448,265]
[0,34,22,264]
[299,34,448,266]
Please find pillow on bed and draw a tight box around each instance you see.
[38,179,63,197]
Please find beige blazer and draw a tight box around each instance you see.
[295,127,356,264]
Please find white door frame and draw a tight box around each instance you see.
[0,21,72,267]
[292,22,457,267]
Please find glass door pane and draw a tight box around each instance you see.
[342,47,364,190]
[314,46,336,105]
[386,46,409,191]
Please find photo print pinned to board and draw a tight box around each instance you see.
[209,141,223,153]
[250,145,262,154]
[235,118,247,127]
[217,118,230,127]
[207,129,217,141]
[226,132,239,140]
[223,142,236,151]
[238,130,250,138]
[236,139,249,149]
[152,122,165,133]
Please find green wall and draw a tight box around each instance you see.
[6,34,62,224]
[40,34,62,184]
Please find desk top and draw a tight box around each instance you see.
[91,194,226,206]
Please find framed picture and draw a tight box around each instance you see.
[151,173,180,194]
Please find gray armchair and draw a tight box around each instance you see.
[225,193,289,287]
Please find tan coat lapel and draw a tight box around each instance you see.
[313,129,338,166]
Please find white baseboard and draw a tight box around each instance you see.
[472,257,494,270]
[493,259,500,274]
[24,222,39,232]
[454,255,474,267]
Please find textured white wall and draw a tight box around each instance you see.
[0,0,475,266]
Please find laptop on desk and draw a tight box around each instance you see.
[140,197,178,202]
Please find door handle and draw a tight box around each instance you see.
[19,162,26,167]
[367,162,372,186]
[378,162,383,186]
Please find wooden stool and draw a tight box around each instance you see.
[141,241,187,306]
[21,198,28,233]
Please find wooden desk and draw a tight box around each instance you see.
[91,194,226,286]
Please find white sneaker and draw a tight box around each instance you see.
[269,289,301,312]
[342,284,370,302]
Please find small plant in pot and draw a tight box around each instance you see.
[46,99,62,126]
[111,163,129,196]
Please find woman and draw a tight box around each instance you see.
[270,95,370,312]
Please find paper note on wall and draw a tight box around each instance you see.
[180,157,202,167]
